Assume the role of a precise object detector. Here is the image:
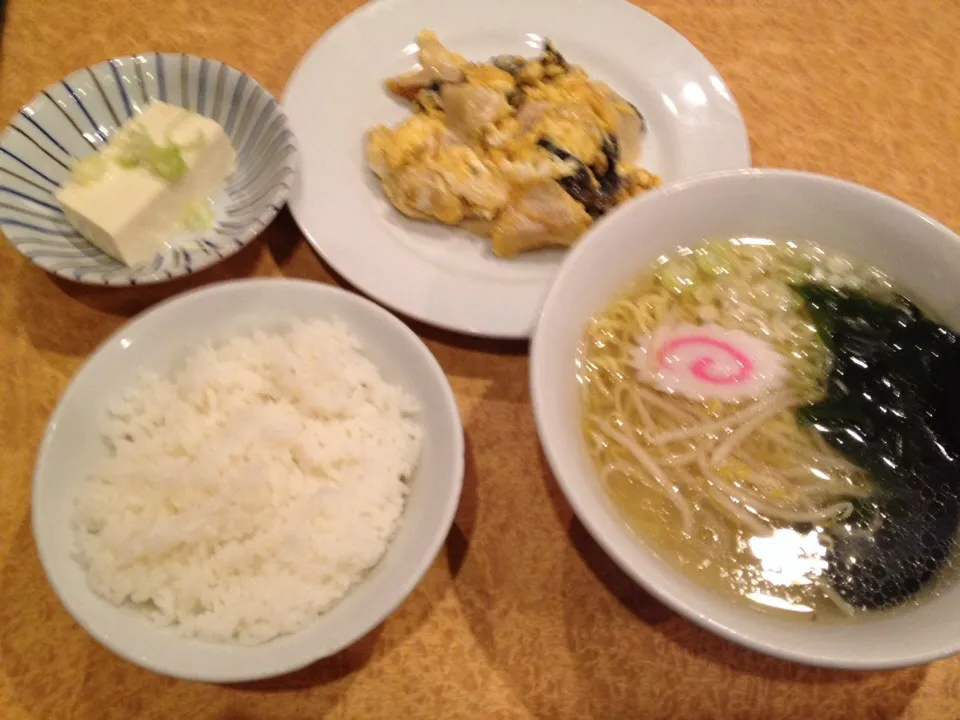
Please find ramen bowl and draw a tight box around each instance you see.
[530,168,960,669]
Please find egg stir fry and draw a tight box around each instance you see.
[366,31,660,258]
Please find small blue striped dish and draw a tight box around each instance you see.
[0,53,297,285]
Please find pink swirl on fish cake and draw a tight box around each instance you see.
[657,335,753,385]
[630,323,785,402]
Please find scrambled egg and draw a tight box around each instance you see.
[367,31,660,258]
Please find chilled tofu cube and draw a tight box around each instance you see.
[56,101,236,267]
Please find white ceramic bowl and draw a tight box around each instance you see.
[531,168,960,669]
[1,53,297,286]
[32,279,464,682]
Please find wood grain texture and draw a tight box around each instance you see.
[2,1,960,718]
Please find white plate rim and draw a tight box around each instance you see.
[282,0,751,339]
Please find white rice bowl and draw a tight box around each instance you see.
[75,319,422,645]
[32,279,464,682]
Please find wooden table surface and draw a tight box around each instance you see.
[3,1,960,718]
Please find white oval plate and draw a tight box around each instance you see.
[283,0,751,339]
[33,279,464,682]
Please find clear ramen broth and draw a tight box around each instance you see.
[578,237,960,620]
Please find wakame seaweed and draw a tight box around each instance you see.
[793,283,960,610]
[538,136,621,217]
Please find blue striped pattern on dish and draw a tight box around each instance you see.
[0,53,298,286]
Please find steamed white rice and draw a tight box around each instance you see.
[72,319,422,645]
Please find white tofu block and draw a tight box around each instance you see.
[56,101,236,267]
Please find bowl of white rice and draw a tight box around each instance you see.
[32,278,464,682]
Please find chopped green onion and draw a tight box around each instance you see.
[115,124,156,168]
[150,146,187,182]
[182,199,215,232]
[656,257,699,295]
[693,242,735,276]
[112,120,202,183]
[70,154,108,186]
